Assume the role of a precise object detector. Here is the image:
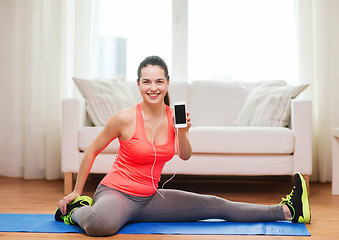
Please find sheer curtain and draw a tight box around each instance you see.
[294,0,339,182]
[0,0,99,179]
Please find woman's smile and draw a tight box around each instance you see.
[147,92,160,99]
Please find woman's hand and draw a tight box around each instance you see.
[57,191,80,215]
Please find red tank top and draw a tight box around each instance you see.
[100,103,176,197]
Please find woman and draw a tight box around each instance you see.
[55,56,311,236]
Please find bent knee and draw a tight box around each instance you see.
[83,215,121,237]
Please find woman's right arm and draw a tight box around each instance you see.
[58,112,124,215]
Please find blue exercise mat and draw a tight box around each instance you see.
[0,214,85,234]
[0,214,310,236]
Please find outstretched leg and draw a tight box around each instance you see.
[134,189,285,223]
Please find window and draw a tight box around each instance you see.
[100,0,172,80]
[100,0,298,84]
[188,0,298,84]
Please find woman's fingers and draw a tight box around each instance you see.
[58,192,80,215]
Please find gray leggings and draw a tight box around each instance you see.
[72,184,285,236]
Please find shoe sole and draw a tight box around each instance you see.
[297,172,311,223]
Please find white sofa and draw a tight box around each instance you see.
[62,80,312,194]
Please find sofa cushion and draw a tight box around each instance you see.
[189,81,249,127]
[78,126,294,155]
[232,81,309,127]
[128,81,142,103]
[73,76,136,127]
[168,81,191,107]
[189,126,294,154]
[78,127,120,153]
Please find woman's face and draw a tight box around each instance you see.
[138,65,169,105]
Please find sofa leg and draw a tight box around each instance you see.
[303,175,310,196]
[64,172,73,195]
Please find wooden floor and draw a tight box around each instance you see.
[0,175,338,239]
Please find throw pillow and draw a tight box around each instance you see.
[73,76,136,126]
[232,81,309,127]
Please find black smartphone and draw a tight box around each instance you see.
[174,101,187,128]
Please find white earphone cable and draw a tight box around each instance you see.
[142,104,178,199]
[141,104,165,199]
[160,127,179,193]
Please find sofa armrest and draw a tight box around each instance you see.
[290,99,312,175]
[61,98,82,173]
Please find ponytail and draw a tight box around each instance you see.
[164,91,170,106]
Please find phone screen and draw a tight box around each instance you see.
[175,104,186,124]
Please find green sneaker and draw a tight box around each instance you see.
[280,173,311,223]
[55,196,93,225]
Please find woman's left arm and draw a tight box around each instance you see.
[176,112,192,160]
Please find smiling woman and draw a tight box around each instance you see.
[55,56,310,237]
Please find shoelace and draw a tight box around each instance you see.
[280,186,296,220]
[281,186,295,203]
